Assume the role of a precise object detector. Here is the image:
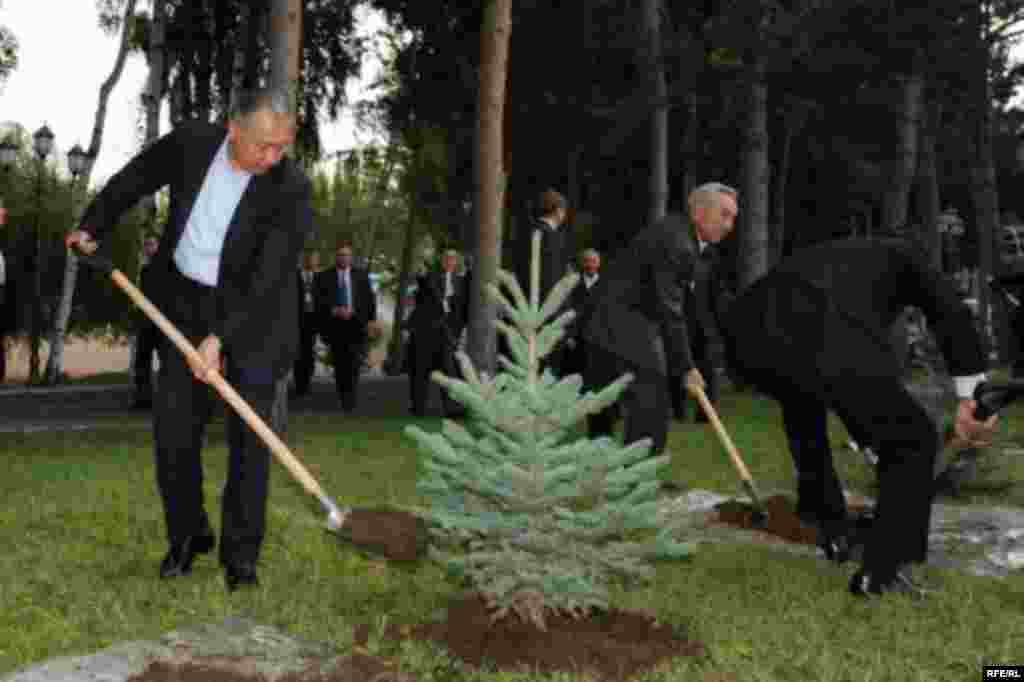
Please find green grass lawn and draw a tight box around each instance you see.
[1,391,1022,681]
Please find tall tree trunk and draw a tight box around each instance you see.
[466,0,512,376]
[245,1,266,89]
[268,0,303,430]
[214,0,235,122]
[643,0,668,223]
[738,55,770,291]
[771,97,809,265]
[269,0,302,106]
[42,0,138,385]
[194,1,214,122]
[384,210,419,375]
[681,89,699,204]
[882,69,924,231]
[915,100,943,271]
[970,2,998,363]
[177,0,196,121]
[230,0,252,110]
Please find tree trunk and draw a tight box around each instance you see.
[245,1,266,90]
[230,0,252,108]
[268,0,304,420]
[269,0,301,105]
[466,0,512,377]
[195,0,214,122]
[214,0,235,122]
[738,56,770,291]
[681,89,699,204]
[177,0,196,122]
[43,0,138,385]
[971,6,998,363]
[915,100,943,271]
[771,97,809,265]
[882,70,924,232]
[384,210,419,375]
[643,0,668,224]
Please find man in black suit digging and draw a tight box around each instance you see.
[580,182,738,457]
[720,235,998,597]
[65,87,313,591]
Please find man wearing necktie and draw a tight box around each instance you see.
[293,250,321,397]
[560,248,601,378]
[64,88,313,591]
[314,241,377,411]
[408,249,469,416]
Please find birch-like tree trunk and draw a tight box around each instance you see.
[466,0,512,376]
[738,56,770,291]
[43,0,138,385]
[643,0,668,223]
[268,0,303,430]
[882,70,924,232]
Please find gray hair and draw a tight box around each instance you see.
[230,87,294,123]
[442,249,460,258]
[688,182,738,211]
[579,248,600,260]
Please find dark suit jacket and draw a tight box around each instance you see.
[408,270,469,342]
[78,121,313,380]
[566,273,599,341]
[581,214,706,376]
[722,237,986,391]
[314,266,377,341]
[297,267,318,321]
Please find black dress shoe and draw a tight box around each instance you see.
[159,533,215,579]
[819,532,853,563]
[224,562,259,592]
[849,568,927,599]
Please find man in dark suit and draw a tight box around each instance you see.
[669,228,729,422]
[293,250,321,397]
[408,249,469,416]
[65,88,313,591]
[580,182,738,456]
[315,241,377,411]
[133,235,161,408]
[720,236,998,597]
[559,248,601,378]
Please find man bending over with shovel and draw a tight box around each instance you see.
[65,87,313,592]
[720,233,998,598]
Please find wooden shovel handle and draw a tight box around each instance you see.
[109,269,332,506]
[686,381,755,484]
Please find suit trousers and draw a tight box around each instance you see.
[583,342,670,455]
[154,265,277,565]
[668,322,717,419]
[134,319,160,397]
[409,324,460,415]
[325,319,366,409]
[293,311,318,395]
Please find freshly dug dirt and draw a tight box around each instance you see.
[354,592,706,681]
[712,494,872,546]
[337,508,428,562]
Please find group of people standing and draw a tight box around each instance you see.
[62,85,999,600]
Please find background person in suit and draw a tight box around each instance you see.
[315,241,377,412]
[293,250,321,398]
[132,235,161,408]
[65,87,313,592]
[720,235,997,597]
[580,182,738,456]
[407,249,469,416]
[559,248,601,378]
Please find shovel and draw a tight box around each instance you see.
[77,249,427,561]
[686,381,769,525]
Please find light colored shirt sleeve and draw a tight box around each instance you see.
[0,250,5,286]
[953,373,987,400]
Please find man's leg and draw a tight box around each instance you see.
[583,343,619,440]
[134,322,158,407]
[153,335,216,548]
[830,376,938,581]
[293,317,315,395]
[623,366,670,455]
[409,331,434,415]
[220,363,276,571]
[779,390,848,534]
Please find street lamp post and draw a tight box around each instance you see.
[29,124,54,384]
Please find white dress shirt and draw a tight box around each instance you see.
[337,267,353,307]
